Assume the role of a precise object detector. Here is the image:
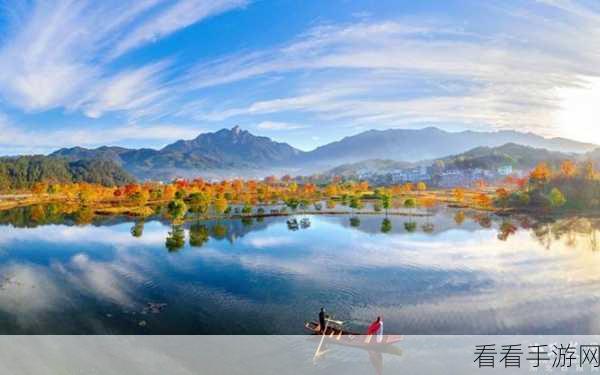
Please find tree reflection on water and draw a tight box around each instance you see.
[1,204,600,253]
[165,225,185,252]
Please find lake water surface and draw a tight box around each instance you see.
[0,206,599,334]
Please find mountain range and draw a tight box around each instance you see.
[51,126,301,180]
[301,127,596,166]
[50,125,599,180]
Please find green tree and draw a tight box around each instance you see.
[349,195,363,213]
[548,187,567,209]
[285,198,300,211]
[241,202,253,215]
[167,199,188,222]
[381,191,392,215]
[188,192,210,217]
[404,197,416,218]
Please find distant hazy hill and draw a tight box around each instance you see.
[319,143,574,179]
[585,148,600,162]
[0,156,135,189]
[322,159,414,178]
[52,126,303,180]
[301,127,596,166]
[438,143,574,170]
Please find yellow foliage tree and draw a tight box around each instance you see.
[560,160,577,178]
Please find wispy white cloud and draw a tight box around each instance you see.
[177,4,600,141]
[0,0,245,117]
[111,0,248,58]
[256,121,308,131]
[75,62,172,119]
[1,0,600,147]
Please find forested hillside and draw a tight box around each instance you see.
[0,156,135,190]
[438,143,573,170]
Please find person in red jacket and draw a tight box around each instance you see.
[366,316,383,342]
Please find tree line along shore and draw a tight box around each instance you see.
[0,159,598,221]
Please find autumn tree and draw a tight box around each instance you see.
[77,184,98,205]
[475,193,491,208]
[530,162,552,185]
[420,196,437,211]
[453,188,465,204]
[357,181,369,192]
[581,160,597,181]
[130,189,149,206]
[495,188,509,209]
[325,184,338,198]
[163,185,176,201]
[560,160,577,179]
[31,182,48,196]
[213,196,229,216]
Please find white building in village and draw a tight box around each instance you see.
[497,165,513,176]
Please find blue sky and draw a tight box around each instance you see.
[0,0,600,154]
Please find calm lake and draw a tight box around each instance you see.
[0,205,599,334]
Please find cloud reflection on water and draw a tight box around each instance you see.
[0,213,600,333]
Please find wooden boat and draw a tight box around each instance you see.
[304,320,403,355]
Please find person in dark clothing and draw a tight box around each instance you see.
[318,307,326,333]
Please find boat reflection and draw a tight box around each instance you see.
[310,329,402,375]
